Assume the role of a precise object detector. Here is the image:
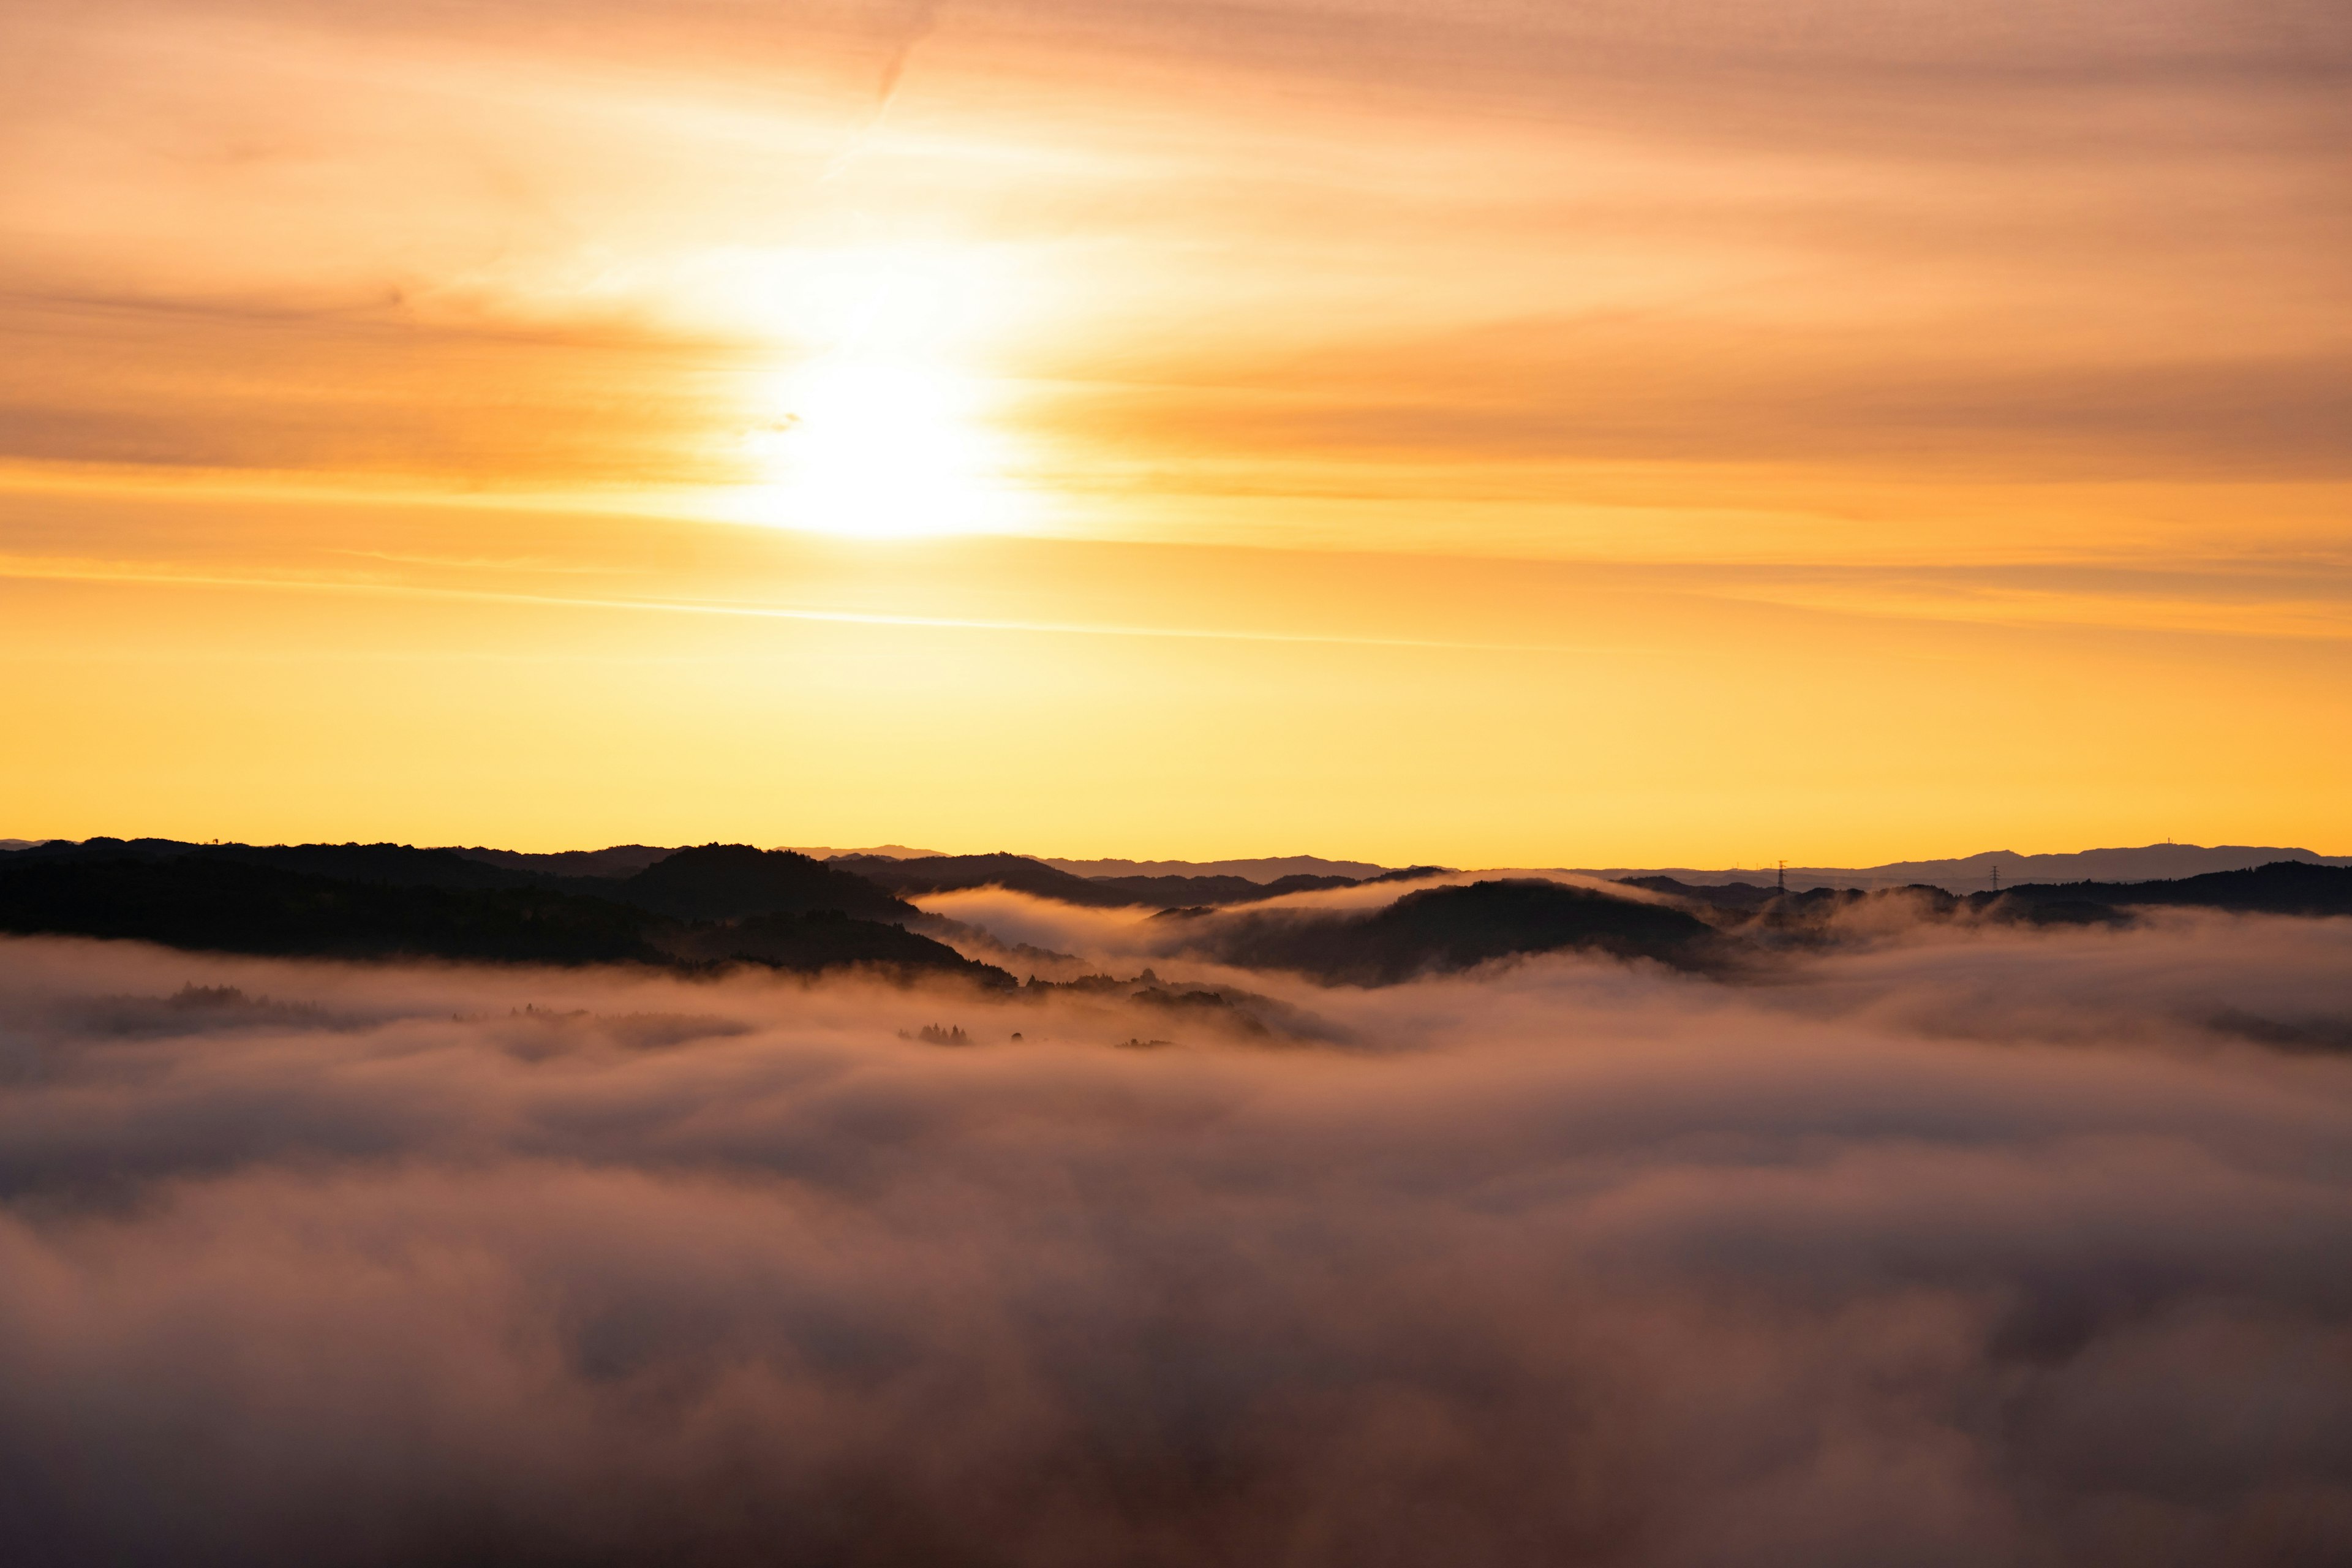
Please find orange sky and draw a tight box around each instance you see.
[2,0,2347,863]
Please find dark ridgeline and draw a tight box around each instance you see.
[0,840,1006,986]
[1629,879,2131,938]
[1625,861,2352,935]
[1090,870,1355,903]
[0,838,546,889]
[1159,879,1721,984]
[613,844,919,921]
[1154,862,2352,983]
[835,850,1450,908]
[1092,865,1449,905]
[0,854,663,965]
[2002,860,2352,919]
[1,840,916,919]
[442,844,677,878]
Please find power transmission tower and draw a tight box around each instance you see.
[1777,859,1785,893]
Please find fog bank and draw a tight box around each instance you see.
[2,919,2350,1566]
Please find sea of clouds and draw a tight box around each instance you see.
[2,903,2350,1566]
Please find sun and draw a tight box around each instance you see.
[744,358,1013,539]
[712,246,1030,539]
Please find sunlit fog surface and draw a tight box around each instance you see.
[4,910,2350,1565]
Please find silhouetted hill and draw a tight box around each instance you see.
[782,843,949,861]
[2,838,552,890]
[1637,879,2117,940]
[225,843,546,888]
[0,855,662,964]
[1985,861,2352,919]
[1163,878,1717,984]
[0,840,1449,915]
[1623,879,1964,926]
[0,853,1004,984]
[614,845,916,921]
[444,845,677,878]
[1626,862,2352,933]
[834,853,1147,907]
[1,836,198,861]
[4,840,930,921]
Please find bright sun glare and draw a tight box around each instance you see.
[748,360,1011,538]
[728,248,1024,539]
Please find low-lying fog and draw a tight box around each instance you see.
[2,903,2349,1566]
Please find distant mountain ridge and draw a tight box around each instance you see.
[1042,855,1392,883]
[781,844,949,861]
[1579,843,2352,893]
[1161,879,1719,984]
[445,845,676,878]
[617,845,916,921]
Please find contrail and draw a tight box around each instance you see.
[823,1,946,181]
[872,0,946,109]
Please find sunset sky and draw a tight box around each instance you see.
[4,0,2346,863]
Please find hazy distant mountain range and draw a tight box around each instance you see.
[1041,854,1393,881]
[518,841,2352,891]
[782,849,1394,882]
[1570,843,2352,892]
[778,843,951,862]
[818,840,2349,892]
